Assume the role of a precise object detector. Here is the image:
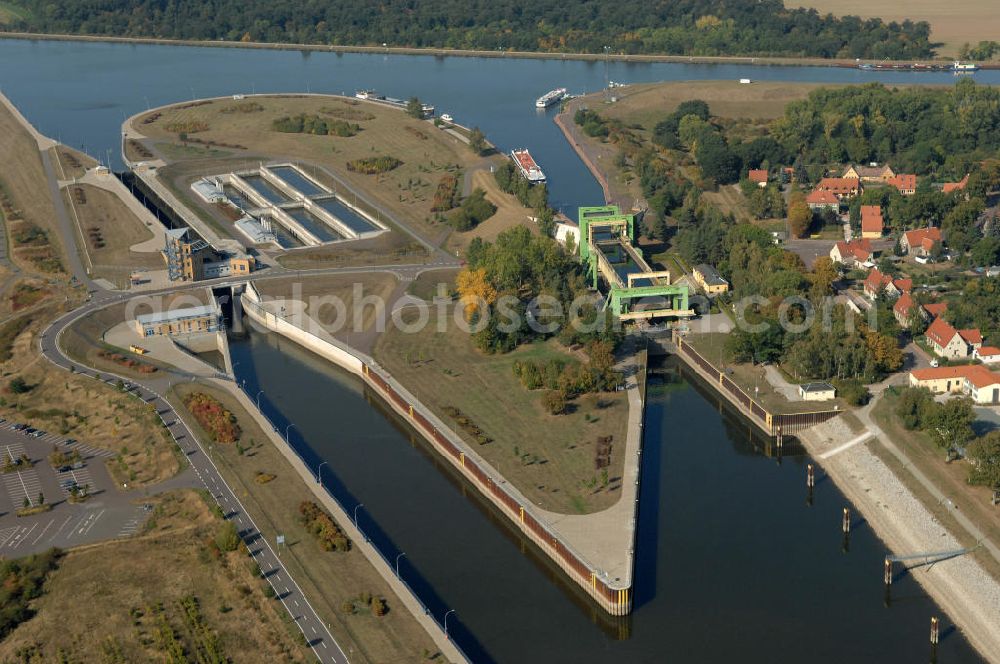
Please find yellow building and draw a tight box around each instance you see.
[908,365,1000,405]
[692,264,729,296]
[164,227,255,281]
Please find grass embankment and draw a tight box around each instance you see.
[61,183,162,285]
[683,332,846,414]
[443,169,537,253]
[406,268,459,301]
[870,391,1000,581]
[170,381,442,664]
[374,308,630,514]
[0,490,314,663]
[134,94,491,248]
[50,144,96,180]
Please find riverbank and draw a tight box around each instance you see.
[798,416,1000,663]
[4,30,998,69]
[553,111,614,207]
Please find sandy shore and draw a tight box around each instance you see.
[799,417,1000,662]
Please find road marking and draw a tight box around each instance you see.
[818,431,874,460]
[31,518,55,545]
[11,522,38,549]
[51,514,74,539]
[0,526,20,547]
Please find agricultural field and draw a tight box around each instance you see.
[374,306,630,514]
[791,0,1000,58]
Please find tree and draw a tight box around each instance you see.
[215,521,241,552]
[468,127,487,156]
[405,97,424,119]
[787,192,812,238]
[8,377,30,394]
[967,431,1000,488]
[455,267,497,320]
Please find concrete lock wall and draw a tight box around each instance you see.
[241,284,633,616]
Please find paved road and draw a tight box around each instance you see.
[39,308,349,663]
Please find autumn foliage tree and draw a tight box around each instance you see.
[455,267,497,321]
[787,191,812,238]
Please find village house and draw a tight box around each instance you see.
[748,169,768,188]
[900,227,943,257]
[806,189,840,211]
[887,174,917,196]
[942,174,970,195]
[815,177,861,199]
[860,205,884,239]
[893,292,919,328]
[863,268,910,300]
[843,163,895,182]
[925,317,983,359]
[975,346,1000,365]
[908,365,1000,404]
[829,238,875,266]
[922,302,948,319]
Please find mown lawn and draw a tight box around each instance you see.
[374,308,630,514]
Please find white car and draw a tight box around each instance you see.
[930,359,939,368]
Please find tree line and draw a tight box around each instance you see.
[4,0,933,59]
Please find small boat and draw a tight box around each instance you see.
[953,61,979,73]
[440,114,453,124]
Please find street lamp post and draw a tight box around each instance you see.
[285,423,296,442]
[317,461,328,484]
[395,552,406,577]
[256,390,264,410]
[444,609,456,639]
[353,503,364,528]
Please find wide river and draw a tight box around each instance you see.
[0,37,990,662]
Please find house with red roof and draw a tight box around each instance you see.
[900,227,943,257]
[863,268,895,299]
[887,174,917,196]
[893,293,918,328]
[807,189,840,211]
[909,364,1000,404]
[748,169,768,188]
[829,238,875,266]
[942,174,970,195]
[922,302,948,318]
[816,177,861,198]
[975,346,1000,365]
[860,205,884,238]
[925,317,983,359]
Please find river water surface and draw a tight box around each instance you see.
[0,37,990,662]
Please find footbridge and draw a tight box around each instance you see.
[578,206,694,321]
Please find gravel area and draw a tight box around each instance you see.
[800,417,1000,663]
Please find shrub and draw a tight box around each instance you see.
[272,113,360,137]
[431,174,461,212]
[447,188,497,231]
[183,392,241,443]
[299,501,351,552]
[215,521,241,552]
[542,389,567,415]
[346,156,402,174]
[833,378,870,406]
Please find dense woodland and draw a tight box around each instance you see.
[4,0,933,59]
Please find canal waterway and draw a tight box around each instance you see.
[0,36,991,662]
[230,329,981,663]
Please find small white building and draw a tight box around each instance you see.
[799,382,836,401]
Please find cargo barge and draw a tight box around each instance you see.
[510,148,546,184]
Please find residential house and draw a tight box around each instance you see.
[908,365,1000,404]
[860,205,884,238]
[925,317,983,359]
[807,189,840,211]
[887,174,917,196]
[863,268,895,299]
[893,292,919,328]
[942,174,970,195]
[815,177,861,199]
[922,302,948,319]
[692,264,730,296]
[830,238,875,266]
[843,164,895,182]
[748,169,768,188]
[975,346,1000,365]
[900,227,943,257]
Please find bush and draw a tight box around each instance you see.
[299,501,351,552]
[542,389,567,415]
[182,392,241,443]
[832,378,870,406]
[448,188,497,231]
[215,521,241,552]
[347,156,402,174]
[272,113,360,137]
[8,377,30,394]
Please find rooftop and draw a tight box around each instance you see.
[136,304,220,326]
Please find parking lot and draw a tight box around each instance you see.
[0,419,153,556]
